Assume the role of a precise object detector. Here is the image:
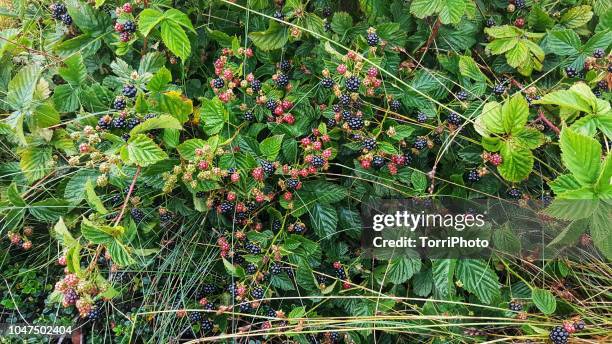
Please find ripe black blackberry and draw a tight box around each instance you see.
[203,302,215,311]
[321,77,334,88]
[51,3,67,19]
[243,111,255,121]
[267,308,277,318]
[330,331,341,343]
[196,191,206,198]
[279,59,291,72]
[293,222,305,233]
[124,185,137,194]
[109,194,122,204]
[123,84,137,98]
[327,118,337,128]
[131,208,145,222]
[126,117,140,130]
[245,242,261,254]
[416,112,427,123]
[240,302,252,313]
[272,219,282,231]
[324,21,332,32]
[362,138,377,151]
[515,0,525,9]
[112,116,127,129]
[466,170,480,182]
[284,266,295,278]
[372,156,385,169]
[339,93,351,105]
[456,90,468,101]
[87,303,103,320]
[323,7,332,17]
[311,156,325,167]
[508,301,522,312]
[60,13,72,25]
[486,18,496,27]
[246,263,257,274]
[597,80,608,90]
[346,116,364,130]
[493,84,506,95]
[159,210,173,223]
[366,32,379,46]
[345,76,361,92]
[246,201,257,212]
[202,284,216,295]
[276,73,289,87]
[98,116,112,130]
[549,326,569,344]
[251,79,262,92]
[447,112,462,125]
[403,152,414,165]
[390,99,401,111]
[316,275,328,285]
[565,66,577,78]
[219,201,234,214]
[507,187,522,199]
[341,110,352,120]
[594,89,602,98]
[266,99,277,110]
[593,48,605,58]
[261,160,275,174]
[144,113,156,120]
[574,320,585,331]
[286,178,299,190]
[212,78,224,89]
[113,97,126,110]
[189,311,202,323]
[335,268,346,279]
[270,262,282,274]
[413,137,427,150]
[123,20,136,33]
[251,286,264,299]
[228,282,239,296]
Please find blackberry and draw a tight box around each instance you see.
[457,90,468,101]
[267,308,277,318]
[339,93,351,106]
[366,32,379,46]
[123,20,136,33]
[565,66,577,78]
[51,3,67,19]
[119,32,131,42]
[63,289,78,305]
[330,331,341,343]
[541,194,553,206]
[212,78,225,89]
[413,112,427,123]
[335,268,346,279]
[372,156,385,169]
[598,79,608,90]
[273,11,285,20]
[279,59,291,72]
[203,302,215,311]
[276,73,289,87]
[251,79,262,92]
[403,151,414,165]
[131,208,145,222]
[202,284,216,295]
[286,178,299,190]
[515,0,525,9]
[113,97,126,110]
[293,222,305,233]
[270,262,282,274]
[87,304,103,320]
[593,48,605,58]
[144,113,156,120]
[345,76,361,92]
[574,320,585,331]
[549,326,569,344]
[272,219,282,231]
[122,132,130,141]
[466,170,481,182]
[219,201,234,214]
[311,156,325,167]
[189,312,202,323]
[346,116,364,130]
[251,286,264,299]
[284,266,295,278]
[60,13,72,25]
[486,18,496,27]
[362,138,377,151]
[159,211,173,223]
[316,275,328,285]
[324,21,332,32]
[413,137,427,150]
[196,191,206,198]
[123,84,137,98]
[246,263,257,274]
[508,301,522,312]
[493,84,506,95]
[341,110,352,120]
[323,7,332,17]
[228,282,239,296]
[321,77,334,88]
[126,117,140,130]
[245,242,262,254]
[261,160,275,174]
[507,188,522,199]
[246,201,258,212]
[266,99,278,110]
[112,116,127,129]
[123,185,137,195]
[240,302,252,313]
[98,116,112,130]
[109,194,122,205]
[326,118,337,128]
[244,111,255,121]
[390,99,401,111]
[594,89,602,98]
[447,112,462,125]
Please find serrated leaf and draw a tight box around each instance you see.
[310,203,338,238]
[458,55,487,82]
[138,8,164,36]
[260,135,284,160]
[546,29,581,56]
[200,97,228,135]
[161,20,191,61]
[456,259,500,304]
[591,204,612,260]
[411,170,427,192]
[544,198,598,220]
[19,146,52,183]
[7,65,41,111]
[108,240,136,266]
[532,288,557,314]
[130,114,182,135]
[387,257,421,284]
[29,199,69,222]
[125,134,168,167]
[498,143,533,182]
[249,21,288,51]
[559,127,601,186]
[502,94,529,133]
[84,179,108,215]
[560,6,593,29]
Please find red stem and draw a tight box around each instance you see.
[114,166,141,226]
[537,109,560,135]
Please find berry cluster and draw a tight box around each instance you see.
[50,3,72,25]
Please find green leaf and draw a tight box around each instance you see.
[59,53,87,86]
[64,169,99,204]
[458,55,487,82]
[411,170,427,192]
[249,21,288,51]
[157,91,193,122]
[147,67,172,92]
[409,0,439,19]
[387,257,421,284]
[84,179,108,215]
[125,134,168,167]
[532,288,557,314]
[259,135,284,160]
[486,38,518,55]
[437,0,466,25]
[484,25,522,39]
[544,198,598,220]
[502,94,529,133]
[200,97,228,135]
[456,260,500,304]
[164,9,195,33]
[513,127,545,150]
[130,114,182,135]
[559,127,601,186]
[7,65,41,111]
[505,40,530,68]
[81,218,124,244]
[498,143,533,182]
[528,6,555,31]
[19,146,52,183]
[330,12,353,36]
[288,306,306,323]
[138,8,164,36]
[591,204,612,260]
[309,203,338,239]
[161,20,191,61]
[52,217,76,247]
[29,199,69,222]
[560,5,593,29]
[223,258,245,278]
[7,182,25,207]
[546,29,581,56]
[177,138,207,160]
[476,101,504,136]
[108,240,136,266]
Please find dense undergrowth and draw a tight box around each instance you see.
[0,0,611,343]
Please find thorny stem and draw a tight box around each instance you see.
[114,166,141,227]
[536,108,561,135]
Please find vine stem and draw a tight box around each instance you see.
[419,18,441,57]
[536,108,561,135]
[114,166,141,227]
